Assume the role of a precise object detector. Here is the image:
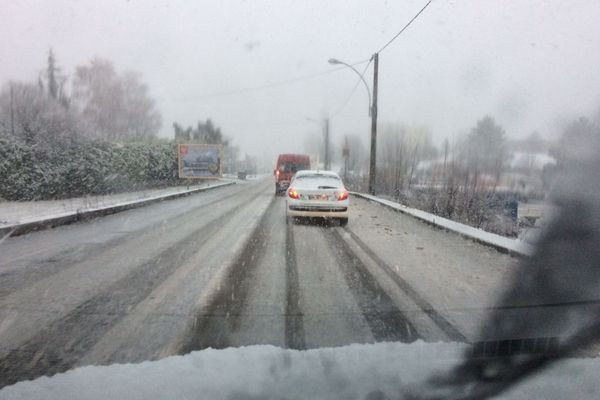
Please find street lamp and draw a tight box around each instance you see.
[328,59,372,117]
[329,54,379,195]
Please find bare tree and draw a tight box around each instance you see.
[223,144,240,173]
[72,59,123,140]
[407,138,420,190]
[120,71,162,140]
[0,82,79,145]
[172,119,228,145]
[72,58,161,141]
[377,123,435,197]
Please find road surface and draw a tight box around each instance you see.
[0,177,540,387]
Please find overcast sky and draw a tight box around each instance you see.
[2,0,600,161]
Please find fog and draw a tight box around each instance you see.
[2,0,600,162]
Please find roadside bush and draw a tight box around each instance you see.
[381,186,519,237]
[0,138,181,201]
[0,138,43,200]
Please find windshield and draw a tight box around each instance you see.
[293,174,342,186]
[279,162,308,173]
[1,1,600,399]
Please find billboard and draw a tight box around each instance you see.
[178,144,223,179]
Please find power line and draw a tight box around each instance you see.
[327,1,433,119]
[376,0,434,54]
[223,119,310,127]
[175,59,370,101]
[164,2,433,109]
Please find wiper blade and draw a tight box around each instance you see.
[410,132,600,400]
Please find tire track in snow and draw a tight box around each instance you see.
[0,187,265,388]
[326,228,420,343]
[285,219,305,350]
[0,183,250,301]
[179,195,281,352]
[342,227,467,342]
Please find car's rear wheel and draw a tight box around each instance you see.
[339,217,348,227]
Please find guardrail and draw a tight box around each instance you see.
[351,192,533,257]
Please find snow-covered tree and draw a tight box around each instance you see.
[0,81,80,145]
[72,58,161,141]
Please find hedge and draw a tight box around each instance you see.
[0,138,182,201]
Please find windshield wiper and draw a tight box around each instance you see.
[410,133,600,400]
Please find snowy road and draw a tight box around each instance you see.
[0,177,540,387]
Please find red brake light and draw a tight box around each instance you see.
[275,170,280,176]
[337,191,349,201]
[288,188,300,199]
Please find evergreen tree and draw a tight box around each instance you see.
[47,49,58,100]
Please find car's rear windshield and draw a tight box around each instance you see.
[279,162,309,173]
[294,175,342,186]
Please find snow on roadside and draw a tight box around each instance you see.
[0,180,234,228]
[0,342,597,400]
[352,192,534,256]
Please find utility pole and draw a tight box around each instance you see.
[10,83,15,137]
[342,136,350,182]
[324,118,330,170]
[368,53,379,195]
[327,56,376,185]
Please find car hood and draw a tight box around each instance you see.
[1,341,598,400]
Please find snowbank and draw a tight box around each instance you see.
[0,181,236,236]
[352,192,534,256]
[1,342,597,399]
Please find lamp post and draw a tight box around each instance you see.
[306,117,330,170]
[328,54,379,195]
[328,58,372,116]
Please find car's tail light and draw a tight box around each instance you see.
[337,191,349,201]
[288,188,300,199]
[275,170,280,176]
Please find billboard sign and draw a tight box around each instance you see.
[178,144,223,178]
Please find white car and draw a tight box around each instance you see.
[285,170,349,226]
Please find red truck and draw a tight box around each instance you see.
[274,154,311,195]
